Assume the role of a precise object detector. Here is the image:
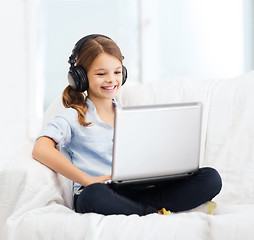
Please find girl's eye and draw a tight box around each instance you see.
[115,71,121,74]
[97,73,105,76]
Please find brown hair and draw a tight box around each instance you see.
[62,36,123,126]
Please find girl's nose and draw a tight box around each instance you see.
[106,78,113,83]
[106,73,114,83]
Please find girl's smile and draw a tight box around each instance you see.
[101,85,117,90]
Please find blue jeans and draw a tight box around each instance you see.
[74,167,222,216]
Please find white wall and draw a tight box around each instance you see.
[0,1,29,160]
[141,0,246,82]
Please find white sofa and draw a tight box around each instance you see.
[1,71,254,240]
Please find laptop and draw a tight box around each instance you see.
[110,102,202,187]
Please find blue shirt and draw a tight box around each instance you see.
[39,98,118,193]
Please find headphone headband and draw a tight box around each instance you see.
[68,34,111,66]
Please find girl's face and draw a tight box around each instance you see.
[87,52,122,102]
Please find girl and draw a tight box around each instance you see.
[32,34,222,216]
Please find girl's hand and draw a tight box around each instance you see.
[85,175,112,187]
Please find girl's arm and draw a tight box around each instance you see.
[32,136,111,187]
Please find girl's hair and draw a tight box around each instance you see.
[62,37,123,126]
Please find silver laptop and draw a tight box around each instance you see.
[111,102,202,186]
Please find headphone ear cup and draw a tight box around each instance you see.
[122,65,127,85]
[68,65,88,92]
[75,66,89,92]
[68,67,80,91]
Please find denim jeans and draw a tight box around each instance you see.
[74,167,222,216]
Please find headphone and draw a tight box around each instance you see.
[68,34,127,92]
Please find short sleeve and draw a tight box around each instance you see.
[38,116,72,150]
